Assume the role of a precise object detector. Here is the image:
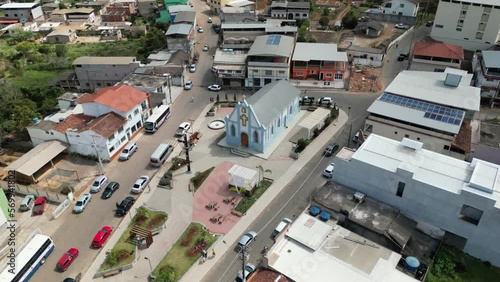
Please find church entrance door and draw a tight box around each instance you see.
[241,133,249,147]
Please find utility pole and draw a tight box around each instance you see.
[91,135,104,175]
[347,107,352,148]
[166,73,172,104]
[241,246,247,282]
[177,134,192,174]
[345,63,353,91]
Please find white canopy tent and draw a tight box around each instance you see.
[228,164,258,192]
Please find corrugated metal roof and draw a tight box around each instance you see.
[292,43,348,62]
[73,56,136,65]
[226,0,255,7]
[173,11,196,23]
[228,164,258,191]
[214,50,248,64]
[167,4,192,13]
[5,141,68,177]
[298,108,330,130]
[248,34,294,57]
[165,23,192,35]
[222,23,267,29]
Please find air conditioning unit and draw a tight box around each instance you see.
[354,191,365,203]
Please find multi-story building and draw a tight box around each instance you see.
[333,134,500,267]
[270,0,310,20]
[213,49,248,87]
[102,2,136,21]
[383,0,419,17]
[0,2,43,23]
[220,6,255,23]
[167,5,192,22]
[291,43,348,86]
[246,34,294,88]
[50,8,96,24]
[165,24,194,52]
[410,42,464,72]
[364,68,480,160]
[431,0,500,51]
[73,56,141,91]
[472,50,500,106]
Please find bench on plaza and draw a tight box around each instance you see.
[103,269,121,278]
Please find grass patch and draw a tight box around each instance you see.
[153,223,218,280]
[65,40,142,62]
[12,70,59,88]
[427,245,500,282]
[190,167,214,192]
[234,180,273,214]
[350,6,369,18]
[99,207,168,271]
[169,157,188,171]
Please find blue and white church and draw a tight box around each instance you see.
[225,80,300,153]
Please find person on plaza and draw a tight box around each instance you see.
[212,248,216,257]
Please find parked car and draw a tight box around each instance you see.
[184,80,193,90]
[92,226,113,248]
[119,142,137,161]
[73,193,91,213]
[90,175,108,193]
[323,143,340,157]
[323,163,335,178]
[116,196,136,216]
[207,17,212,23]
[20,194,36,211]
[237,231,257,252]
[32,197,47,215]
[395,23,409,29]
[398,53,408,61]
[234,263,256,282]
[426,21,434,27]
[189,64,196,73]
[56,248,79,272]
[212,24,221,33]
[131,175,150,194]
[272,218,292,239]
[101,182,120,199]
[175,122,191,136]
[197,26,204,33]
[299,96,315,103]
[203,44,209,52]
[317,97,333,105]
[208,84,222,91]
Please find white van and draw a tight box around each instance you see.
[272,218,292,239]
[150,144,173,167]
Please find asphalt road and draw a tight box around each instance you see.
[35,10,222,282]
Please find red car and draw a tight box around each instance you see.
[32,197,47,215]
[92,226,113,248]
[57,248,79,271]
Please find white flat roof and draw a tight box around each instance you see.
[293,43,348,62]
[44,104,84,123]
[0,2,38,9]
[385,69,480,111]
[286,212,333,251]
[214,49,248,64]
[351,135,500,204]
[269,214,416,282]
[299,108,330,131]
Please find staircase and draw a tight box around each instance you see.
[230,148,251,157]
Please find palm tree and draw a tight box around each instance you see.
[256,165,272,185]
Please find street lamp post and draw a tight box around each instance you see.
[144,257,155,280]
[177,133,192,174]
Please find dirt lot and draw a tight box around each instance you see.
[353,22,404,48]
[348,67,383,93]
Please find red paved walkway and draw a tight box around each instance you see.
[192,161,242,234]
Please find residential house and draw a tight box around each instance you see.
[383,0,419,17]
[246,34,295,88]
[291,43,348,86]
[346,45,385,67]
[364,68,480,160]
[207,0,230,13]
[0,2,44,23]
[411,42,464,72]
[102,3,137,21]
[173,11,196,27]
[75,1,108,15]
[213,49,248,87]
[137,0,158,16]
[220,7,255,23]
[41,3,59,18]
[226,0,255,11]
[333,134,500,267]
[0,21,38,35]
[50,8,96,24]
[167,5,192,22]
[43,92,85,123]
[73,56,141,91]
[270,0,310,20]
[225,80,300,153]
[354,21,384,38]
[165,24,193,52]
[431,0,500,51]
[100,29,123,41]
[472,50,500,106]
[101,11,128,22]
[44,29,77,44]
[35,22,61,36]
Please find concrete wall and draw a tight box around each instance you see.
[27,127,68,146]
[360,11,416,25]
[347,51,384,67]
[74,62,140,91]
[410,59,461,72]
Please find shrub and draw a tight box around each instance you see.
[60,186,74,195]
[313,128,320,137]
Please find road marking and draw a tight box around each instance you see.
[137,135,179,147]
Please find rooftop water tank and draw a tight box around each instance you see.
[405,256,420,273]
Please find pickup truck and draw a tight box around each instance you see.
[32,197,47,215]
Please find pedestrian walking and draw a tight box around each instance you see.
[212,248,216,257]
[201,249,207,258]
[191,96,195,102]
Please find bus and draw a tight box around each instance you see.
[144,105,171,133]
[0,234,55,282]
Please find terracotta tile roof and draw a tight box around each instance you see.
[452,122,472,153]
[247,269,289,282]
[52,112,127,138]
[413,42,464,60]
[76,85,148,113]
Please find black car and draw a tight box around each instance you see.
[398,53,408,61]
[101,182,120,199]
[323,143,340,157]
[116,197,136,216]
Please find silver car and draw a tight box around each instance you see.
[73,193,92,213]
[90,175,108,193]
[20,195,36,211]
[119,142,137,161]
[237,231,257,252]
[184,80,193,90]
[131,175,150,194]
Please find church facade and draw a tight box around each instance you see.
[225,80,300,153]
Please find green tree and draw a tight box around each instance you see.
[37,44,53,54]
[55,44,67,57]
[157,266,176,282]
[58,2,66,9]
[319,16,330,28]
[342,11,358,29]
[137,27,167,62]
[8,99,40,133]
[15,41,36,55]
[7,29,40,45]
[323,7,330,16]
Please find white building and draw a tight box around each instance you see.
[0,2,44,23]
[333,134,500,267]
[364,68,480,160]
[472,50,500,106]
[431,0,500,51]
[213,49,248,87]
[346,45,385,68]
[383,0,419,17]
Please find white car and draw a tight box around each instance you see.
[90,175,108,193]
[175,122,191,136]
[395,23,409,29]
[197,26,204,33]
[73,193,91,213]
[131,176,150,194]
[317,97,333,105]
[234,263,256,282]
[323,163,335,178]
[184,80,193,90]
[189,64,196,73]
[207,17,212,23]
[207,84,222,91]
[202,44,209,52]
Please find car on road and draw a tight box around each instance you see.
[56,248,79,272]
[237,231,257,252]
[395,23,409,29]
[175,122,191,136]
[119,142,137,161]
[20,194,36,211]
[272,218,292,239]
[426,21,434,27]
[73,193,91,213]
[90,175,108,193]
[299,96,315,104]
[184,80,193,90]
[323,142,339,157]
[189,64,196,73]
[32,197,47,215]
[207,17,212,23]
[131,175,150,194]
[323,163,335,178]
[101,182,120,199]
[234,263,256,282]
[92,226,113,248]
[317,97,333,105]
[203,44,209,52]
[398,53,408,61]
[212,24,221,33]
[208,84,221,91]
[197,26,204,33]
[116,196,136,216]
